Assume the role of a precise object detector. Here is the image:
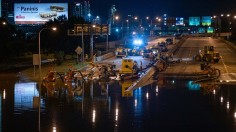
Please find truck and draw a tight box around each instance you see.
[115,47,128,58]
[194,46,221,63]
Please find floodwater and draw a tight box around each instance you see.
[0,73,236,132]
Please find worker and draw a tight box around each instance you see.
[133,61,138,71]
[140,61,143,71]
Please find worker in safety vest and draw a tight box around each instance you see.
[140,61,142,71]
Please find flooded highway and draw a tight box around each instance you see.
[1,73,236,132]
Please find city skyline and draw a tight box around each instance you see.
[2,0,236,22]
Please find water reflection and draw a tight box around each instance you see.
[2,74,236,131]
[14,82,39,110]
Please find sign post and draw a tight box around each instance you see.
[75,46,82,63]
[68,24,109,60]
[33,54,40,77]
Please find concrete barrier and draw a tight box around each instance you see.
[168,37,187,55]
[95,52,115,62]
[219,38,236,50]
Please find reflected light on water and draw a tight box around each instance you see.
[134,99,137,107]
[156,85,158,93]
[3,89,6,100]
[213,90,216,95]
[172,80,175,84]
[52,127,56,132]
[92,110,96,123]
[115,108,119,121]
[156,85,158,96]
[227,101,230,109]
[220,97,223,103]
[234,112,236,118]
[146,92,149,99]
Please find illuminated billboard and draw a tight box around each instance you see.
[14,3,68,24]
[202,16,211,26]
[176,17,184,25]
[189,17,200,26]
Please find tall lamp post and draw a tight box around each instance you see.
[38,27,56,131]
[90,24,96,60]
[38,27,56,80]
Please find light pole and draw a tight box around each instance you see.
[82,27,84,63]
[38,27,56,80]
[38,27,56,131]
[90,24,96,60]
[227,14,231,38]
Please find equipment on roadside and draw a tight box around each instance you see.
[119,58,140,80]
[129,48,141,56]
[115,47,128,58]
[194,46,220,63]
[119,58,136,74]
[64,69,76,82]
[43,68,56,82]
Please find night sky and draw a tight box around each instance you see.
[90,0,236,19]
[7,0,236,21]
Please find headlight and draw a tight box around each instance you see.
[133,39,143,46]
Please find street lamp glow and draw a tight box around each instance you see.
[38,27,57,80]
[2,22,6,25]
[88,13,91,17]
[115,16,119,20]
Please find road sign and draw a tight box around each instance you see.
[75,46,82,55]
[68,24,110,36]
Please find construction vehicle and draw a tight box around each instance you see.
[119,58,136,74]
[119,58,140,80]
[115,47,128,58]
[194,46,221,63]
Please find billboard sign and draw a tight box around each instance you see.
[14,3,68,24]
[189,17,200,26]
[202,16,211,26]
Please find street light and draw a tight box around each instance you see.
[90,25,96,59]
[37,27,56,131]
[38,27,56,80]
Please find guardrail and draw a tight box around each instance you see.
[219,38,236,51]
